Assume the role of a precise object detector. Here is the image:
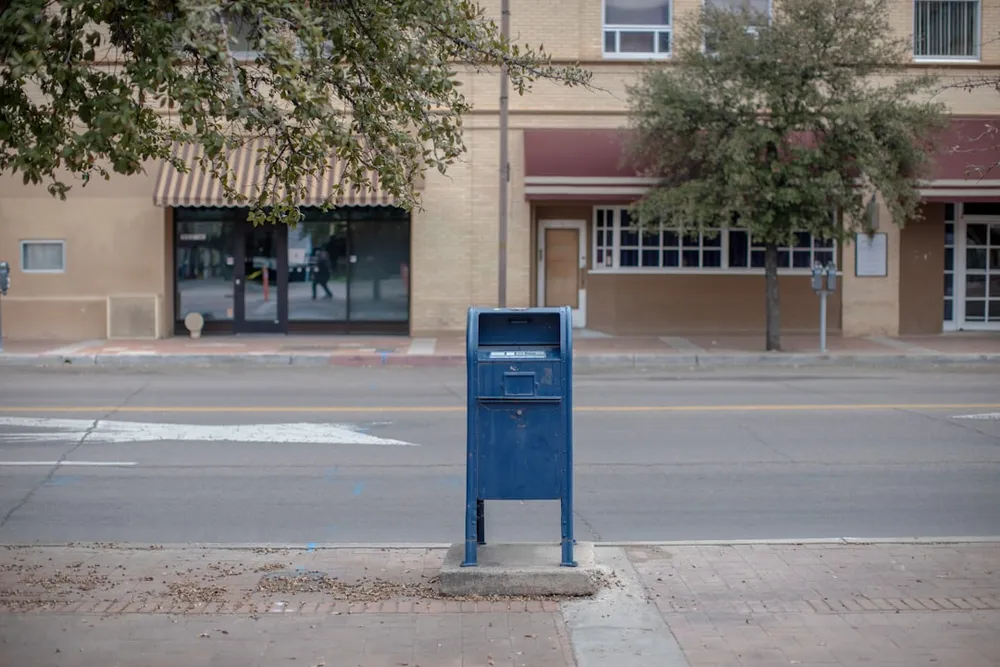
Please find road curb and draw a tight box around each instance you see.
[6,537,1000,551]
[1,352,999,368]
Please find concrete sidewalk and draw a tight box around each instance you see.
[1,540,998,666]
[2,331,999,369]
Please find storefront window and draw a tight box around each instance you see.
[175,213,237,322]
[288,220,349,321]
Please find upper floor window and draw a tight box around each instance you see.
[603,0,672,59]
[914,0,979,60]
[20,240,66,273]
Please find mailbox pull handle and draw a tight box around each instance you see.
[508,317,530,325]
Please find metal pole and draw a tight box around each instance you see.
[497,0,510,308]
[819,290,827,353]
[0,295,4,353]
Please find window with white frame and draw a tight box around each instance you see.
[223,12,261,58]
[20,240,66,273]
[594,207,836,271]
[603,0,672,58]
[914,0,979,59]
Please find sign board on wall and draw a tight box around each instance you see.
[854,232,887,277]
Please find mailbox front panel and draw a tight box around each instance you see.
[475,402,565,500]
[476,361,563,399]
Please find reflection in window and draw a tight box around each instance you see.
[175,219,236,322]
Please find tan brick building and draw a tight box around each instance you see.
[1,0,999,340]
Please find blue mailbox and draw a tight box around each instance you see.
[463,306,576,567]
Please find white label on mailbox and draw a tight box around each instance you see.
[488,350,547,359]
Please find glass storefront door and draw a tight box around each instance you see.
[948,202,1000,331]
[233,223,288,333]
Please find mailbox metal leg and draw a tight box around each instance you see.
[476,499,486,545]
[463,499,478,567]
[559,497,576,567]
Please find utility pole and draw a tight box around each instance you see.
[497,0,510,308]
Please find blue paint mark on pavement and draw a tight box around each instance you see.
[45,476,81,487]
[439,476,464,489]
[306,543,316,552]
[352,481,365,497]
[324,467,338,481]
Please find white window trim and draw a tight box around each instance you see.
[602,0,673,59]
[591,206,838,275]
[20,240,66,274]
[912,0,981,63]
[954,205,1000,330]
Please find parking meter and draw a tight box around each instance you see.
[825,261,838,292]
[811,262,824,292]
[0,261,9,295]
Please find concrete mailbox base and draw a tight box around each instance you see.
[439,542,597,597]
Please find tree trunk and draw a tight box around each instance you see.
[764,241,781,352]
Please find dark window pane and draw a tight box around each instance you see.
[620,249,639,267]
[990,248,1000,270]
[814,251,834,266]
[728,230,749,267]
[814,237,835,249]
[662,250,679,267]
[792,251,812,268]
[596,230,604,246]
[619,31,656,52]
[596,209,605,226]
[682,249,700,267]
[966,299,986,321]
[657,30,671,53]
[703,230,722,247]
[642,230,660,246]
[620,229,639,246]
[967,274,986,297]
[967,248,987,270]
[662,230,679,247]
[596,249,604,265]
[750,250,766,268]
[641,249,660,267]
[703,249,722,268]
[991,275,1000,299]
[604,30,617,53]
[945,273,953,297]
[944,299,953,321]
[963,202,1000,216]
[945,250,954,271]
[793,231,812,248]
[605,0,670,25]
[346,218,410,322]
[175,219,236,322]
[990,300,1000,322]
[778,250,791,268]
[945,222,954,245]
[944,203,955,221]
[967,223,988,245]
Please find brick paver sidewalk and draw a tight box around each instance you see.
[632,541,1000,667]
[0,545,573,667]
[1,542,998,666]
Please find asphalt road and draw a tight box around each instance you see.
[0,365,998,545]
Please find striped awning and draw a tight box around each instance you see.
[153,140,409,208]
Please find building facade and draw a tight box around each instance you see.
[1,0,998,340]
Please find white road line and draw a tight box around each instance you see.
[0,461,137,467]
[0,417,417,446]
[953,412,1000,420]
[406,338,436,355]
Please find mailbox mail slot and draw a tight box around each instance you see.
[463,307,576,567]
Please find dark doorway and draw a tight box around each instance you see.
[233,222,288,333]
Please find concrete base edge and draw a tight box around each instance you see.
[438,542,599,597]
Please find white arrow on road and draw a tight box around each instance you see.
[0,417,416,446]
[952,413,1000,421]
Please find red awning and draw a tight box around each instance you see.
[523,118,1000,201]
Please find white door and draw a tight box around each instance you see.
[955,216,1000,330]
[537,220,587,328]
